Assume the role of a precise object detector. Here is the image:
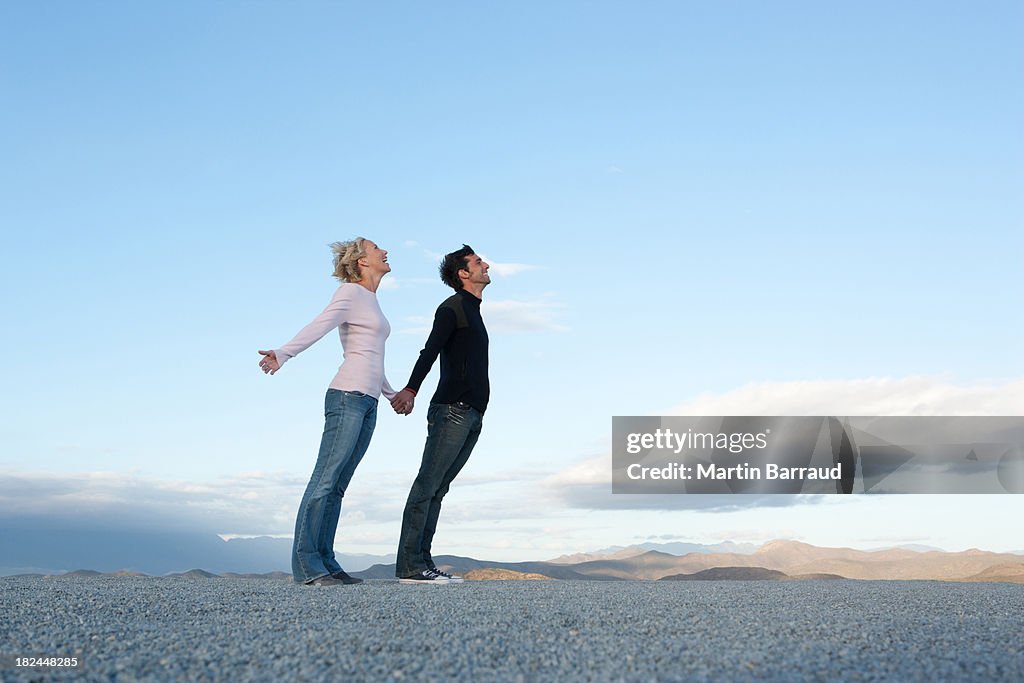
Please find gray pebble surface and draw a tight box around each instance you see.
[1,577,1021,682]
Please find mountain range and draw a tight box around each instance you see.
[354,540,1024,584]
[5,534,1023,584]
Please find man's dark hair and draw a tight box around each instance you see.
[439,244,475,291]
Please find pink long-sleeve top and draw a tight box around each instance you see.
[274,283,397,400]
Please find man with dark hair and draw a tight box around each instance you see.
[391,245,490,584]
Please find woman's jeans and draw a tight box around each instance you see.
[396,402,483,577]
[292,389,377,583]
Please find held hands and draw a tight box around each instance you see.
[260,348,413,416]
[257,350,281,375]
[391,388,415,416]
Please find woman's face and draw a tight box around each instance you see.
[360,240,391,276]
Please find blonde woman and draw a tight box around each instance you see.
[258,238,405,586]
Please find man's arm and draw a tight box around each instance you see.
[404,305,457,394]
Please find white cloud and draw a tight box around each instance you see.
[479,256,542,277]
[545,453,607,488]
[668,376,1024,416]
[482,297,569,333]
[0,469,303,534]
[606,165,624,174]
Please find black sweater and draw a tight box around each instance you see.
[405,289,490,414]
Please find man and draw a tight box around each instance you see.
[391,245,490,584]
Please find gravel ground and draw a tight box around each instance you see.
[1,577,1021,682]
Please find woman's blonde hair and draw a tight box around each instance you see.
[330,238,368,282]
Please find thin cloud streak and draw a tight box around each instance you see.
[669,376,1024,416]
[479,256,543,277]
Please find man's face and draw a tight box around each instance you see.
[461,253,490,286]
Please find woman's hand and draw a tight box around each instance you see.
[258,349,281,375]
[391,388,415,415]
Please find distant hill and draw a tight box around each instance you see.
[661,567,847,581]
[565,550,684,581]
[787,573,848,581]
[547,541,758,564]
[960,563,1024,584]
[659,565,786,581]
[546,547,648,565]
[661,567,789,581]
[167,569,220,579]
[464,568,551,581]
[869,544,947,553]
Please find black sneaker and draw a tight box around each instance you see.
[429,566,464,584]
[398,569,451,585]
[330,570,363,585]
[305,575,347,586]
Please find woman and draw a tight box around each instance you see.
[258,238,407,586]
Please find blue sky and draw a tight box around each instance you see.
[2,2,1022,567]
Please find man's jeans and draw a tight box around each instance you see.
[292,389,377,583]
[396,402,482,577]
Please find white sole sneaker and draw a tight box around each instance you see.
[398,576,451,585]
[398,570,451,585]
[430,569,464,583]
